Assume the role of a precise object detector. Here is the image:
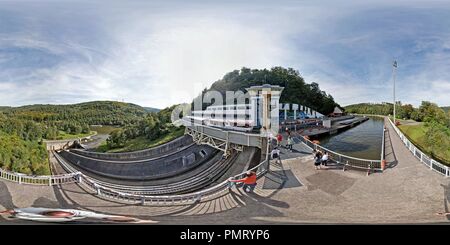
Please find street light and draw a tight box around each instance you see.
[393,60,397,124]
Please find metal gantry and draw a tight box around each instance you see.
[185,126,244,157]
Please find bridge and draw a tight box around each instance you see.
[0,83,449,223]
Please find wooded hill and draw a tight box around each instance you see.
[1,101,148,126]
[0,101,154,175]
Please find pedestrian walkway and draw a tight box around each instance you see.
[384,117,429,171]
[2,152,449,224]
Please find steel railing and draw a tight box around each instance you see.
[387,117,449,177]
[1,122,272,206]
[381,123,386,161]
[297,135,383,174]
[0,167,80,186]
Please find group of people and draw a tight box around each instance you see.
[228,142,286,193]
[313,149,329,170]
[276,131,294,152]
[228,144,332,194]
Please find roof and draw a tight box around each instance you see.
[333,107,343,114]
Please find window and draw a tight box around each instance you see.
[199,149,207,158]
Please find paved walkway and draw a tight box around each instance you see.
[1,118,450,224]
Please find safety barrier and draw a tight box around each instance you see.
[387,118,449,177]
[1,133,270,206]
[0,167,80,186]
[297,136,383,175]
[381,122,386,161]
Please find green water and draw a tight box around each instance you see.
[319,117,384,160]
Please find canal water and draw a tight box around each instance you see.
[318,117,384,160]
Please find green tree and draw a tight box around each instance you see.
[419,101,447,124]
[81,124,90,134]
[44,126,58,140]
[424,121,450,157]
[398,104,414,119]
[106,129,127,148]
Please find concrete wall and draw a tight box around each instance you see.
[71,135,193,161]
[44,140,78,151]
[58,144,219,181]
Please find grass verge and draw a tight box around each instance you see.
[398,123,450,166]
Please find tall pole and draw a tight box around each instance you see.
[393,60,397,123]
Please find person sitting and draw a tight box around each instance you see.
[229,171,257,193]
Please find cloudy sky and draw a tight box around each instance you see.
[1,0,450,108]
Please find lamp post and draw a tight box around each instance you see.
[393,60,397,124]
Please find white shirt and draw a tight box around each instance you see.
[271,149,280,159]
[322,154,329,161]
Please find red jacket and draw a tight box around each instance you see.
[231,173,257,184]
[277,134,282,142]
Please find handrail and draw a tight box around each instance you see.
[1,131,271,205]
[297,134,382,163]
[381,123,386,161]
[0,167,80,186]
[296,133,382,174]
[51,139,271,205]
[54,151,227,192]
[387,117,449,177]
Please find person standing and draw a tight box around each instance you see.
[276,134,283,147]
[287,136,294,152]
[271,147,281,164]
[314,150,322,170]
[321,151,329,167]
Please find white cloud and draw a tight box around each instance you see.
[1,0,450,108]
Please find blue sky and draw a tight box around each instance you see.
[0,0,449,108]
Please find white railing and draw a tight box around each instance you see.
[52,140,271,205]
[1,135,270,206]
[297,135,383,174]
[0,167,80,186]
[381,123,386,161]
[387,118,449,177]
